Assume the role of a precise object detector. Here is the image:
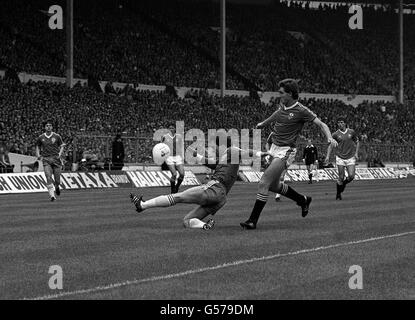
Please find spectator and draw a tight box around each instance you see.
[111,134,125,170]
[0,146,14,173]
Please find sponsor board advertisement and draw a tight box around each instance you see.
[238,167,414,183]
[0,171,200,194]
[1,168,412,194]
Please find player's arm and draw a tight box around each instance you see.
[188,146,216,168]
[231,147,269,158]
[313,118,338,148]
[354,134,360,160]
[57,135,66,158]
[257,110,279,129]
[35,137,42,160]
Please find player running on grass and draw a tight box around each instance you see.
[240,79,338,230]
[325,117,360,200]
[130,136,268,230]
[35,120,66,201]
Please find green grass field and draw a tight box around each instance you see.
[1,179,414,300]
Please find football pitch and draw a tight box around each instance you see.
[1,179,414,300]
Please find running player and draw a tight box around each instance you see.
[303,139,318,184]
[325,117,359,200]
[241,79,338,230]
[130,136,268,230]
[161,125,185,194]
[35,120,66,201]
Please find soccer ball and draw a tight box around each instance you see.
[152,143,170,165]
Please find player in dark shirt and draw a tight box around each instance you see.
[325,117,360,200]
[130,136,268,230]
[35,120,66,201]
[241,79,338,230]
[303,139,319,184]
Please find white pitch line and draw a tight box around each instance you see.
[25,230,415,300]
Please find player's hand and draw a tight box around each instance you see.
[256,122,265,129]
[324,157,330,165]
[328,138,338,148]
[354,154,359,161]
[302,158,305,163]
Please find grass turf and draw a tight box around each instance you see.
[0,179,414,300]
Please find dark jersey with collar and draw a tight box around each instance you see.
[332,128,358,160]
[270,102,317,148]
[205,147,250,194]
[36,132,64,158]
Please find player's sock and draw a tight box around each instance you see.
[247,193,268,223]
[308,173,312,183]
[344,177,353,185]
[47,184,55,198]
[170,178,176,193]
[280,183,305,205]
[175,176,184,193]
[184,218,206,229]
[141,195,176,210]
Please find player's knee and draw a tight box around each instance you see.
[348,175,355,181]
[170,173,177,181]
[183,218,190,228]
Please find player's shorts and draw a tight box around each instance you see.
[197,180,227,215]
[336,156,356,167]
[165,155,183,166]
[42,156,62,169]
[305,161,316,167]
[268,144,297,168]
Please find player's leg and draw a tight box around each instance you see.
[43,162,56,201]
[336,165,345,200]
[167,164,177,193]
[275,169,286,201]
[312,163,319,182]
[183,206,211,229]
[52,163,62,196]
[131,184,208,212]
[268,165,311,218]
[241,157,284,228]
[342,164,356,192]
[182,183,225,229]
[306,164,312,183]
[175,161,185,193]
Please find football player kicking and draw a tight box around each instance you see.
[130,136,268,230]
[35,120,66,201]
[240,79,338,230]
[325,117,359,200]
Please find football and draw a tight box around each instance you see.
[152,143,170,165]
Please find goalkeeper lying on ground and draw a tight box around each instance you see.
[130,136,268,230]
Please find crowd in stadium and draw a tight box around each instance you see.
[1,79,414,167]
[1,0,414,169]
[1,0,414,98]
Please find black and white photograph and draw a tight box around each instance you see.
[0,0,414,304]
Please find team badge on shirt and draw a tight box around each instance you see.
[288,113,294,119]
